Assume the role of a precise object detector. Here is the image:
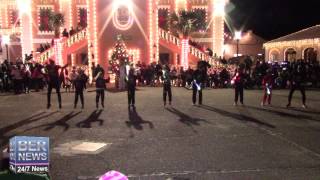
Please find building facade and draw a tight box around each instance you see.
[264,25,320,63]
[0,0,227,75]
[223,30,265,60]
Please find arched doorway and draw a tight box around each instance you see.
[304,48,317,63]
[285,48,297,61]
[269,49,280,62]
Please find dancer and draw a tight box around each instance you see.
[126,65,136,108]
[232,68,245,106]
[261,69,273,106]
[162,65,172,106]
[192,66,204,105]
[45,59,68,109]
[287,60,307,108]
[74,69,88,109]
[95,72,107,109]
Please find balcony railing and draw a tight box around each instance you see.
[34,29,87,63]
[64,29,87,48]
[159,28,180,47]
[159,28,208,60]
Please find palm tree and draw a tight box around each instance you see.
[170,10,207,38]
[49,12,65,38]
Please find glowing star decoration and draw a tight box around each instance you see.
[99,170,128,180]
[112,0,134,31]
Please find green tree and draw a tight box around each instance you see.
[170,10,207,38]
[49,12,65,38]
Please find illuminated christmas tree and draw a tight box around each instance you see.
[109,35,129,74]
[109,35,129,88]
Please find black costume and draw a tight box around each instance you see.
[192,69,205,105]
[96,76,106,108]
[233,72,245,105]
[287,61,307,107]
[162,68,172,105]
[127,69,136,107]
[46,63,66,109]
[74,73,88,108]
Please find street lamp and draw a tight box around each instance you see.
[234,31,242,57]
[2,35,10,62]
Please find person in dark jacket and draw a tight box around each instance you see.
[126,66,136,108]
[95,72,106,109]
[232,68,245,106]
[162,65,172,106]
[45,59,68,109]
[287,60,307,108]
[261,69,273,106]
[74,69,88,109]
[192,67,205,105]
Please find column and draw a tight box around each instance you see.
[17,0,33,63]
[211,0,226,58]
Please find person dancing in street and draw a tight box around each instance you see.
[162,64,172,107]
[261,69,273,106]
[287,60,307,108]
[232,68,245,106]
[45,59,68,109]
[192,65,205,106]
[95,72,106,109]
[74,68,88,109]
[126,65,137,108]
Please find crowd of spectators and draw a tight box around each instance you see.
[1,58,319,94]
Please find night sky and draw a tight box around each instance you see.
[227,0,320,40]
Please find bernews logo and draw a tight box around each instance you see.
[9,136,49,173]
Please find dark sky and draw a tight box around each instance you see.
[227,0,320,40]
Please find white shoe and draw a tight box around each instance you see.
[302,104,307,109]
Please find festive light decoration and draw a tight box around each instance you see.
[66,29,87,47]
[54,39,63,65]
[212,0,225,57]
[155,0,159,63]
[181,39,189,69]
[93,0,98,66]
[148,0,154,63]
[109,35,130,88]
[86,0,93,82]
[17,0,33,62]
[69,0,73,28]
[175,0,187,13]
[264,38,320,61]
[71,53,75,66]
[109,35,129,72]
[10,0,225,72]
[37,5,54,34]
[213,0,225,17]
[112,0,134,31]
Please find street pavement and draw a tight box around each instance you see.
[0,87,320,180]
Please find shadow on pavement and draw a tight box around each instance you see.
[273,105,320,116]
[0,111,58,147]
[24,111,82,132]
[126,107,154,131]
[77,110,104,128]
[166,107,210,133]
[198,105,276,129]
[246,105,319,122]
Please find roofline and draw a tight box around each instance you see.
[265,24,320,44]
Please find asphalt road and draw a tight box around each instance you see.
[0,87,320,180]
